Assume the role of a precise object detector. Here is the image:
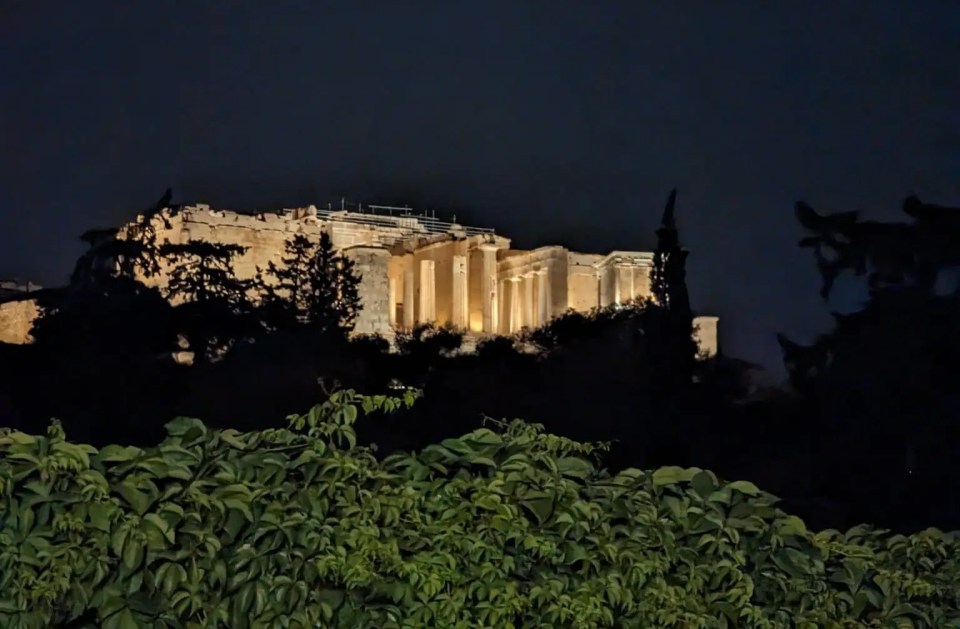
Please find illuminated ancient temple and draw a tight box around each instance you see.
[0,202,718,354]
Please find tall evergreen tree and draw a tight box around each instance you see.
[648,189,698,394]
[651,189,693,317]
[261,232,361,338]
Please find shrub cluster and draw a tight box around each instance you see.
[1,392,958,628]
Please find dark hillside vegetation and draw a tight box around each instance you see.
[1,193,958,535]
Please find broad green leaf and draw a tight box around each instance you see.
[122,537,144,572]
[652,466,697,487]
[554,457,594,480]
[727,480,762,496]
[87,502,115,532]
[220,429,249,450]
[691,470,718,497]
[115,482,157,515]
[164,417,207,440]
[2,394,957,629]
[143,513,176,544]
[776,515,809,539]
[521,491,554,524]
[98,445,142,463]
[102,607,138,629]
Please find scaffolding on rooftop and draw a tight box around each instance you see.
[312,202,496,239]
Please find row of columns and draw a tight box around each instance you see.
[599,264,650,308]
[390,246,554,335]
[501,267,551,334]
[395,259,443,328]
[614,265,643,305]
[395,248,501,333]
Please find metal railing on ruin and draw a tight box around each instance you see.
[312,203,495,239]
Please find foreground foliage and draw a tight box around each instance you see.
[1,393,958,628]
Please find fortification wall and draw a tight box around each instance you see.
[126,205,413,289]
[119,207,409,330]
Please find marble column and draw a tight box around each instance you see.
[537,268,550,325]
[452,255,469,329]
[523,272,535,329]
[637,261,653,299]
[509,277,522,333]
[479,245,499,334]
[498,279,507,334]
[403,268,415,328]
[616,265,635,305]
[418,259,436,324]
[388,277,398,327]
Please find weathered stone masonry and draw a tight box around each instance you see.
[0,204,719,354]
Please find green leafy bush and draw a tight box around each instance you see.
[1,392,958,628]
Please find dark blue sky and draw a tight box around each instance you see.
[2,2,958,377]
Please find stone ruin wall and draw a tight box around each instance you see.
[0,298,40,344]
[120,205,404,336]
[0,204,719,356]
[694,316,719,359]
[346,247,392,335]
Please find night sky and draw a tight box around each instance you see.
[2,2,958,379]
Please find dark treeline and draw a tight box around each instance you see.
[1,191,958,534]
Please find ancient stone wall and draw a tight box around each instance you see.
[343,246,392,336]
[567,253,602,312]
[693,315,719,357]
[0,298,39,344]
[0,204,718,356]
[564,251,654,313]
[122,205,446,293]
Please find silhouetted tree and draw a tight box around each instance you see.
[31,280,175,357]
[38,188,182,355]
[647,189,697,396]
[9,192,193,443]
[794,195,960,299]
[522,307,606,351]
[34,204,176,356]
[395,323,464,363]
[260,232,361,338]
[475,335,520,360]
[160,241,257,363]
[651,190,691,314]
[780,195,960,530]
[349,333,391,356]
[70,189,175,286]
[390,324,466,391]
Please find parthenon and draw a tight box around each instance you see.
[0,203,718,354]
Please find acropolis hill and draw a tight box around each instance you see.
[0,203,718,354]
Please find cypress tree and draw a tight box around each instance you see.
[649,189,697,393]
